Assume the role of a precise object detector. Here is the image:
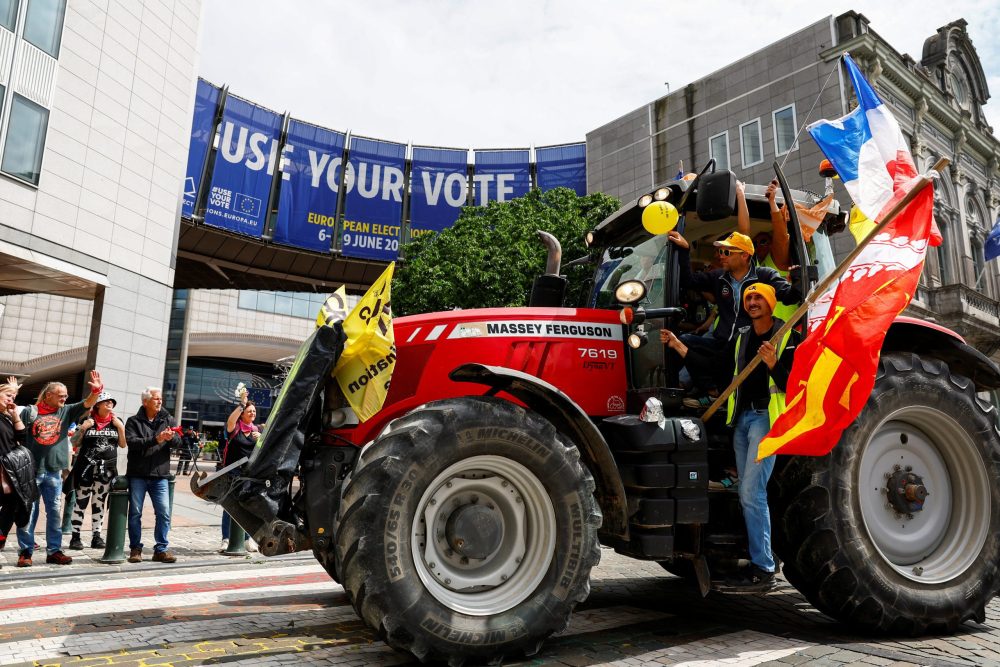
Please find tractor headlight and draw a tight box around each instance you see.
[615,279,646,305]
[585,231,594,247]
[638,194,653,208]
[653,188,669,201]
[628,328,648,349]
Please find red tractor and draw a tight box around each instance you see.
[195,169,1000,665]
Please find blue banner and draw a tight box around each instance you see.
[203,96,283,238]
[181,79,221,218]
[340,137,406,261]
[473,149,530,206]
[536,143,586,195]
[273,119,346,252]
[410,146,468,234]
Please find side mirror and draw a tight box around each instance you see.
[696,170,737,221]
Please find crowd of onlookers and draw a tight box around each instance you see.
[0,373,261,568]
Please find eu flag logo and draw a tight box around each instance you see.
[234,193,262,218]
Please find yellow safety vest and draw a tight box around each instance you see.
[726,325,794,427]
[762,255,798,324]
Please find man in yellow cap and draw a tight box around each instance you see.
[662,282,799,590]
[666,227,799,401]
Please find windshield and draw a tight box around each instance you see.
[587,210,839,392]
[589,232,669,309]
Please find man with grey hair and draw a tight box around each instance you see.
[16,371,105,567]
[125,387,179,563]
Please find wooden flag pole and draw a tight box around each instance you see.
[700,157,949,422]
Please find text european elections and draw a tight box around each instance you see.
[340,137,406,261]
[204,96,283,238]
[273,120,347,252]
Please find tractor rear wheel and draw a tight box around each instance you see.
[335,396,602,663]
[772,353,1000,634]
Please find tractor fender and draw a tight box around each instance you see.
[885,319,1000,390]
[449,362,629,538]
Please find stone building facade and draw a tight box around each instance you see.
[586,12,1000,360]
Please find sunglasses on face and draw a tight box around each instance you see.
[716,248,745,257]
[755,238,770,246]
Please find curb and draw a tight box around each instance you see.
[0,551,316,583]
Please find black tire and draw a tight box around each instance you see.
[334,396,602,664]
[772,353,1000,634]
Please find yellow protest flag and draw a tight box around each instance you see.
[332,263,396,422]
[316,286,350,328]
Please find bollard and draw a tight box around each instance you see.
[100,476,130,564]
[62,490,75,535]
[223,512,247,556]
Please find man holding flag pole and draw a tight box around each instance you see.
[701,53,945,463]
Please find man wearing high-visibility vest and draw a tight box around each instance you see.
[661,282,799,590]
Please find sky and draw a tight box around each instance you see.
[198,1,1000,150]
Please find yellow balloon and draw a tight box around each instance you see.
[641,201,679,235]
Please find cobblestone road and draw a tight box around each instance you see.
[2,467,999,666]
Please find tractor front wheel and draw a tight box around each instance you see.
[335,397,602,663]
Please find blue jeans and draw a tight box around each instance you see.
[732,409,777,572]
[17,471,63,556]
[221,511,249,541]
[128,477,171,553]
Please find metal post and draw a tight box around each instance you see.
[100,476,130,564]
[61,490,75,535]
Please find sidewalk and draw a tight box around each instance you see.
[0,457,292,577]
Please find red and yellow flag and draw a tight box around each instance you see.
[758,185,935,459]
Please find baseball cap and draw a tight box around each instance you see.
[714,232,754,256]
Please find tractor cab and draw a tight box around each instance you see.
[586,170,845,410]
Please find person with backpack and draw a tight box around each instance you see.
[65,392,126,550]
[0,377,36,566]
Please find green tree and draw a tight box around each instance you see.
[393,188,619,316]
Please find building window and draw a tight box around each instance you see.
[23,0,65,57]
[1,94,48,184]
[739,119,763,168]
[0,0,17,31]
[772,105,797,155]
[709,131,729,171]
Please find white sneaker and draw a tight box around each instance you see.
[220,539,229,553]
[246,538,258,553]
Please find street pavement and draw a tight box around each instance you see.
[2,460,1000,666]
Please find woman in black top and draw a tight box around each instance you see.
[220,389,260,552]
[0,377,36,559]
[66,391,126,550]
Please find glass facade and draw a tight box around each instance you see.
[2,94,48,183]
[182,357,279,440]
[23,0,65,57]
[773,105,796,155]
[238,290,352,318]
[0,0,17,31]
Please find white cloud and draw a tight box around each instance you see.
[199,1,1000,147]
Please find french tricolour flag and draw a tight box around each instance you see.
[808,54,936,230]
[758,54,943,459]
